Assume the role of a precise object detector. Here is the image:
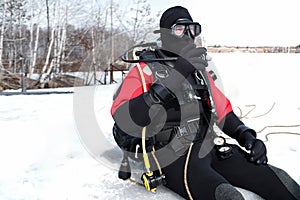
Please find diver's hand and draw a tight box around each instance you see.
[238,131,268,165]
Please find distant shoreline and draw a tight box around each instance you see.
[207,46,300,53]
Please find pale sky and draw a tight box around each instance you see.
[146,0,300,46]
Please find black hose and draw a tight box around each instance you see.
[121,42,178,63]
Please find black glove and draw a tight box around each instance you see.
[235,126,268,165]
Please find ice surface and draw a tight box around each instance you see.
[0,53,299,199]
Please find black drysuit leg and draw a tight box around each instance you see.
[163,142,243,200]
[162,142,299,200]
[212,145,299,200]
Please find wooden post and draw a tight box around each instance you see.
[20,54,26,92]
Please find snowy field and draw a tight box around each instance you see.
[0,53,299,199]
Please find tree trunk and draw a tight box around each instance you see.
[28,0,34,77]
[46,0,50,43]
[30,25,40,76]
[0,1,7,68]
[39,27,55,84]
[55,3,67,74]
[91,27,97,84]
[39,0,59,86]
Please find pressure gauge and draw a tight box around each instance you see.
[214,136,233,159]
[213,136,225,146]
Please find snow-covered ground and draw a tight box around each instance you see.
[0,53,299,199]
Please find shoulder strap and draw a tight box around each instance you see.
[139,49,173,81]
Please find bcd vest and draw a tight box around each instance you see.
[140,49,214,155]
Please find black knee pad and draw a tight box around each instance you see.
[215,183,245,200]
[270,165,300,199]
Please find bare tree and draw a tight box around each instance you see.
[38,0,69,85]
[0,0,8,68]
[115,0,160,44]
[39,0,59,85]
[26,0,49,78]
[0,0,160,90]
[45,0,50,43]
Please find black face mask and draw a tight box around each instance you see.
[160,30,194,55]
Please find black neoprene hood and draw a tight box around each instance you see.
[160,6,193,29]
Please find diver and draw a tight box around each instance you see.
[111,6,300,200]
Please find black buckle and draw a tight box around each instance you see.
[176,118,200,138]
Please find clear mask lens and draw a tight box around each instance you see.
[171,23,201,38]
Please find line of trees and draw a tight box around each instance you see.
[0,0,160,90]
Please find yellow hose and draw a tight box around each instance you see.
[133,48,151,172]
[142,127,151,171]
